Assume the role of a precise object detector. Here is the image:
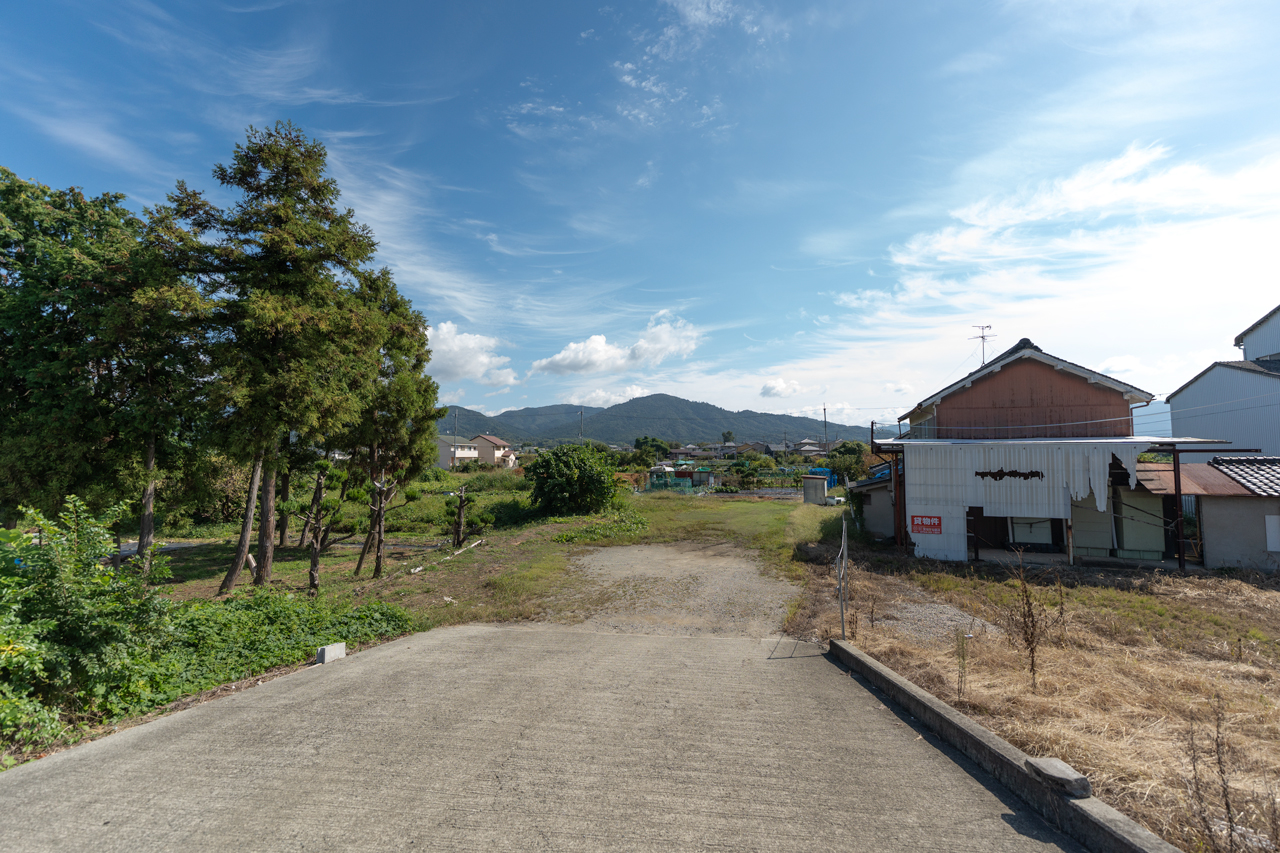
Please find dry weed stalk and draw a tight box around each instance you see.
[1183,694,1280,853]
[1008,556,1046,692]
[955,628,969,700]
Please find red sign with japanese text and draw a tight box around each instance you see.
[911,515,942,534]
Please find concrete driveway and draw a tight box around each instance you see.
[0,623,1080,852]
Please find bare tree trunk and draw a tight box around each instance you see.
[112,529,123,570]
[277,467,290,548]
[254,452,278,586]
[137,432,158,569]
[353,527,374,576]
[372,486,397,579]
[308,531,321,593]
[219,451,263,595]
[453,486,466,548]
[372,498,387,579]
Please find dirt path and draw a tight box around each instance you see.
[547,541,798,637]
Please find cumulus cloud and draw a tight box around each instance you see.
[428,321,518,387]
[567,385,652,407]
[531,313,702,375]
[760,377,805,398]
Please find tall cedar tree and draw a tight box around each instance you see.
[0,168,205,552]
[162,123,384,591]
[342,281,445,579]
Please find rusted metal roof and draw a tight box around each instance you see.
[1135,462,1252,496]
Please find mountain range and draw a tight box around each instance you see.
[441,394,897,447]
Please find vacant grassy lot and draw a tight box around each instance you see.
[790,548,1280,852]
[160,489,829,630]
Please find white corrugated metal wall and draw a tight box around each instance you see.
[903,443,1144,561]
[1242,310,1280,360]
[1170,365,1280,457]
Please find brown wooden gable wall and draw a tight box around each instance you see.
[935,359,1133,438]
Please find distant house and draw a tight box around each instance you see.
[846,462,895,539]
[436,436,479,469]
[1169,303,1280,457]
[794,439,824,457]
[472,434,516,468]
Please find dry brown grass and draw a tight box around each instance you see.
[788,549,1280,851]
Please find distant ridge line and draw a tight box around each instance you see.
[441,393,898,446]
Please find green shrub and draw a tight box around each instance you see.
[525,444,617,516]
[130,592,413,707]
[466,470,531,493]
[1,498,170,720]
[0,499,415,755]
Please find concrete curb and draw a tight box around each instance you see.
[828,640,1179,853]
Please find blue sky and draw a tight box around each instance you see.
[5,1,1280,433]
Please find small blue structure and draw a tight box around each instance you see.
[808,467,837,489]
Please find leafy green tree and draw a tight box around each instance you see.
[722,430,734,444]
[634,436,669,461]
[280,459,362,593]
[444,487,493,548]
[341,277,445,579]
[161,123,386,592]
[826,441,869,484]
[0,169,206,555]
[526,444,616,516]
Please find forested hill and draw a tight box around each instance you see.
[443,394,897,446]
[493,404,604,436]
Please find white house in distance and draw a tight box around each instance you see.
[471,435,517,468]
[436,436,479,469]
[1169,303,1280,457]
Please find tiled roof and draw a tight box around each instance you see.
[1210,456,1280,497]
[472,434,510,446]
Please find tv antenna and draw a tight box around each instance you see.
[969,325,996,364]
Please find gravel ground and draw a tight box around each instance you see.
[841,572,1002,645]
[550,541,798,637]
[548,541,997,645]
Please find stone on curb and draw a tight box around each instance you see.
[317,642,346,664]
[1026,757,1092,798]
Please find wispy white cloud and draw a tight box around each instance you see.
[823,144,1280,402]
[532,312,702,375]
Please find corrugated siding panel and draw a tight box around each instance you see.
[902,443,1145,561]
[1169,365,1280,457]
[1243,312,1280,360]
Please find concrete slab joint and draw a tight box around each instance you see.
[1027,757,1091,798]
[317,642,346,664]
